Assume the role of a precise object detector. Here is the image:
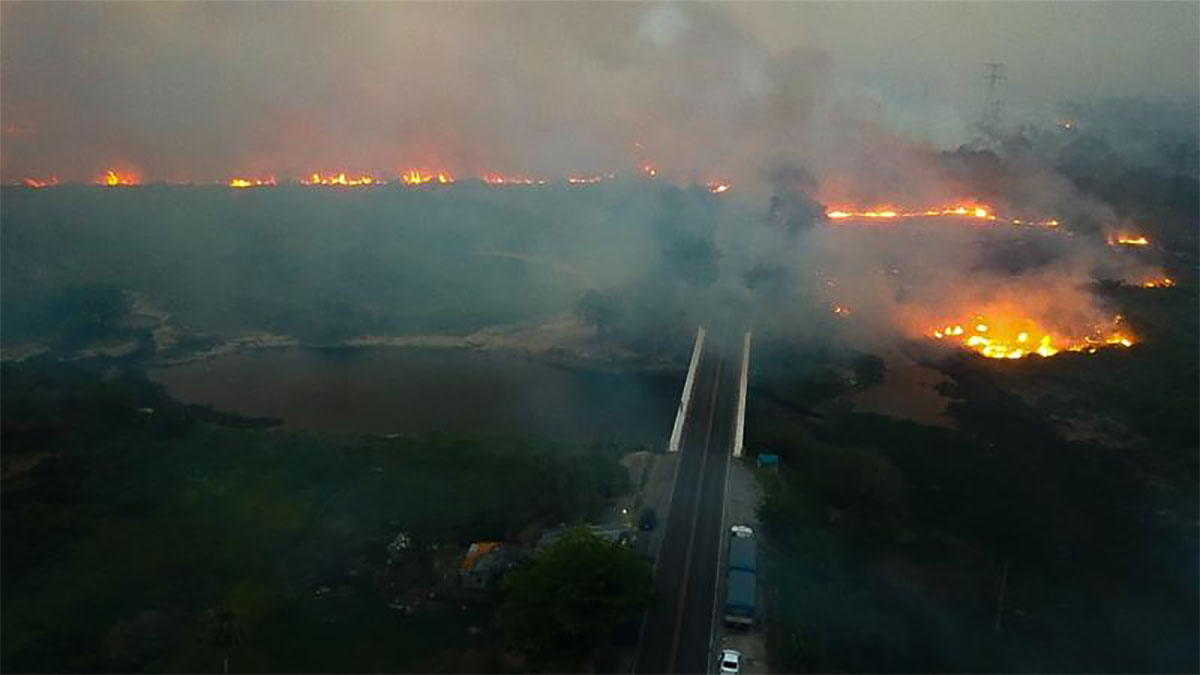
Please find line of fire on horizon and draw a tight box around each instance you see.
[824,204,1061,229]
[15,168,733,194]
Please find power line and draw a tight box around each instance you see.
[980,62,1006,138]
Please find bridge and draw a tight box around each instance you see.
[635,326,752,675]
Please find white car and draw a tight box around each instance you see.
[719,649,742,674]
[730,525,754,538]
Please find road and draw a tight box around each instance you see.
[636,330,739,675]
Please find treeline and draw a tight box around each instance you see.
[1,360,637,672]
[749,333,1197,673]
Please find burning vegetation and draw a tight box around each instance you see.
[98,169,140,186]
[825,203,1059,228]
[22,176,58,188]
[301,172,380,187]
[228,177,276,188]
[1109,233,1151,246]
[400,169,454,185]
[929,312,1133,359]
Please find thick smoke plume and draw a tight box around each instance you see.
[1,3,1182,361]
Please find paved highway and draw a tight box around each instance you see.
[636,330,739,674]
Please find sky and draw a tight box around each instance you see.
[2,1,1197,184]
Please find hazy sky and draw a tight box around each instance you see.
[2,1,1196,183]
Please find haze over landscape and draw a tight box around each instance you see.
[2,3,1197,674]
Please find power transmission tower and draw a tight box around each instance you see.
[979,62,1006,141]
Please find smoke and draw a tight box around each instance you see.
[1,2,1180,363]
[1,3,827,186]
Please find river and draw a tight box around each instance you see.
[149,347,680,446]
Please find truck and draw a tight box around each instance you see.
[723,569,756,627]
[728,534,757,574]
[723,526,757,627]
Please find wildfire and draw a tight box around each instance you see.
[400,169,453,185]
[1109,234,1150,247]
[567,173,616,185]
[825,204,1060,228]
[930,313,1133,359]
[831,304,851,317]
[22,176,58,189]
[707,182,732,194]
[302,172,380,187]
[1141,277,1175,289]
[98,169,139,186]
[641,164,658,178]
[228,176,276,188]
[482,173,545,186]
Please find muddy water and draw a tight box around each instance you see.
[149,347,679,445]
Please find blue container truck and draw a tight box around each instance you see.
[723,531,757,626]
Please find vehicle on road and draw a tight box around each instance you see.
[730,525,753,538]
[723,569,756,627]
[719,649,742,674]
[723,527,757,626]
[728,532,757,573]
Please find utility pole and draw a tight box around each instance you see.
[980,63,1006,142]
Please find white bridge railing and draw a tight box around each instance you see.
[733,330,751,458]
[667,326,706,453]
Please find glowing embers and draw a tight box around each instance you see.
[1109,233,1151,247]
[228,176,276,188]
[707,182,732,194]
[567,173,616,185]
[98,169,139,186]
[302,172,380,187]
[23,176,58,188]
[930,313,1133,359]
[482,173,545,186]
[641,164,658,178]
[400,169,453,186]
[825,204,1059,228]
[1140,277,1175,289]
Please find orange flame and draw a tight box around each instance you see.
[228,176,276,188]
[707,182,732,194]
[1141,277,1175,288]
[98,169,139,186]
[23,176,58,189]
[1110,234,1150,246]
[641,164,657,178]
[302,172,379,187]
[929,312,1133,359]
[567,173,616,185]
[482,173,544,186]
[400,169,454,185]
[823,203,1060,227]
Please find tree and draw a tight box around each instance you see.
[498,526,653,664]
